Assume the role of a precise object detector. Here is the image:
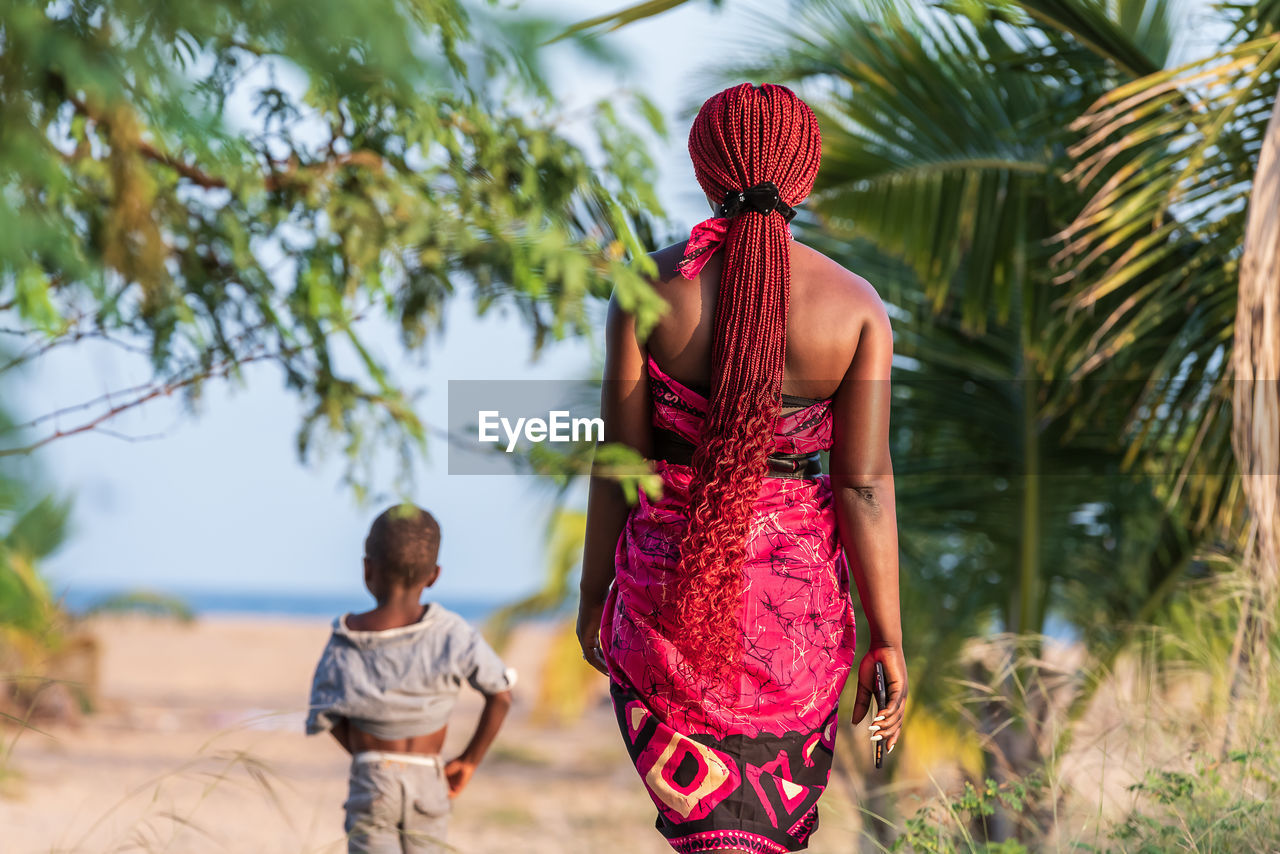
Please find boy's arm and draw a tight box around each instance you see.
[328,716,353,754]
[446,621,517,797]
[444,689,512,798]
[306,632,351,746]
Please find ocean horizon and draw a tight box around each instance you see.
[56,584,510,622]
[53,584,1081,643]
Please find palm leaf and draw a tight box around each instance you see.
[1052,17,1280,539]
[1013,0,1178,74]
[552,0,724,43]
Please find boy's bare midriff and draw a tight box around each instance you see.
[332,717,448,757]
[351,723,447,756]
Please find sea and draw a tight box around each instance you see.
[56,585,508,622]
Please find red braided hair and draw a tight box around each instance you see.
[673,84,822,683]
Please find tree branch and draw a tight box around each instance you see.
[67,93,229,190]
[0,350,281,457]
[134,138,228,190]
[0,321,151,377]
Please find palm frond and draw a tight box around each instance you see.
[551,0,724,43]
[1013,0,1184,74]
[1053,19,1280,538]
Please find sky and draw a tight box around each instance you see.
[17,0,737,607]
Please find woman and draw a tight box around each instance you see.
[577,82,906,854]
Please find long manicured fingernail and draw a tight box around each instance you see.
[868,725,880,733]
[874,715,885,722]
[869,734,883,742]
[888,743,895,754]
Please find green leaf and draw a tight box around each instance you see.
[551,0,697,42]
[14,267,63,334]
[3,496,72,561]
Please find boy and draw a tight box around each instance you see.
[307,504,516,853]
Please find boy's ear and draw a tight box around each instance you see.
[426,563,441,587]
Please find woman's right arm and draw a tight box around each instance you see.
[577,290,652,675]
[828,292,907,754]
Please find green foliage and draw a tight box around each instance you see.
[480,436,663,647]
[80,589,195,623]
[0,355,75,754]
[1009,0,1173,75]
[0,0,669,490]
[3,496,71,564]
[875,608,1280,850]
[585,442,664,505]
[555,0,727,41]
[890,775,1046,854]
[0,430,71,655]
[522,439,662,504]
[0,553,57,648]
[1049,3,1280,543]
[1092,750,1280,852]
[527,615,602,724]
[486,508,585,649]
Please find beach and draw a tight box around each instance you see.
[0,614,869,854]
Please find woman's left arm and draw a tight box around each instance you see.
[576,290,652,675]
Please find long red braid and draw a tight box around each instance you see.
[673,84,822,682]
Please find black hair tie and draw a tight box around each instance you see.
[716,181,797,223]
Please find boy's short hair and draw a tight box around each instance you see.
[364,504,441,586]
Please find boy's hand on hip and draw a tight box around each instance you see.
[444,758,476,798]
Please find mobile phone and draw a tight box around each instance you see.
[873,661,888,769]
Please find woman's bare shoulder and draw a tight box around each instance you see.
[629,238,888,328]
[792,242,889,325]
[607,241,688,318]
[645,241,694,287]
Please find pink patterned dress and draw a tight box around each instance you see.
[600,353,858,854]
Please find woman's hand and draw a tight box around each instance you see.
[850,642,907,755]
[576,599,609,677]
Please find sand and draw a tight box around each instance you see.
[0,615,869,854]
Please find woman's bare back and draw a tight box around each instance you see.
[641,240,883,400]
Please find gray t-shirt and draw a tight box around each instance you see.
[306,603,517,740]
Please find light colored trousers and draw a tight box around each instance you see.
[344,752,452,854]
